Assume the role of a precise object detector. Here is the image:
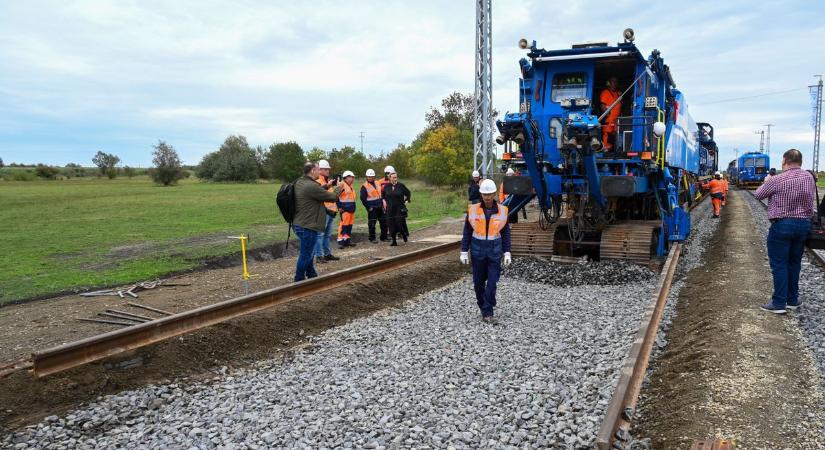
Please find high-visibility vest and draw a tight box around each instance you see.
[362,180,381,203]
[468,203,509,240]
[704,179,725,195]
[338,182,356,212]
[317,175,338,212]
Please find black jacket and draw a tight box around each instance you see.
[468,181,481,204]
[382,182,411,216]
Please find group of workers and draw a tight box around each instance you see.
[292,160,411,282]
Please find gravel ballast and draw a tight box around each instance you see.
[2,209,719,450]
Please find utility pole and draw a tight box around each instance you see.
[474,0,493,178]
[734,147,739,159]
[359,132,365,154]
[811,75,823,173]
[763,124,773,159]
[755,130,765,153]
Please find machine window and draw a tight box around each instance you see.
[551,73,587,102]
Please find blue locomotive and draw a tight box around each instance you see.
[496,29,717,263]
[735,152,770,188]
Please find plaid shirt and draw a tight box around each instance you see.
[754,167,816,220]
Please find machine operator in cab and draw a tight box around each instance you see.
[600,76,622,151]
[460,179,512,323]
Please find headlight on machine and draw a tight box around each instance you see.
[560,99,572,107]
[574,97,589,106]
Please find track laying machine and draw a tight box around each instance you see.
[497,29,718,264]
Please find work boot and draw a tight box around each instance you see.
[389,240,398,247]
[402,234,408,243]
[347,241,357,247]
[324,254,340,261]
[316,257,327,264]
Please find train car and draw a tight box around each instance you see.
[736,152,769,188]
[727,159,738,184]
[496,29,715,263]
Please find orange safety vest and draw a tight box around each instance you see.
[704,179,725,195]
[362,180,381,202]
[599,88,621,125]
[317,175,338,212]
[338,182,356,212]
[377,177,390,194]
[468,203,509,240]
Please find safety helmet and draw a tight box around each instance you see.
[506,168,515,175]
[479,179,497,194]
[384,165,396,174]
[365,169,376,177]
[472,170,480,178]
[715,171,722,177]
[318,159,331,169]
[342,170,354,178]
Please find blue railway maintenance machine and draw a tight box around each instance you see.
[497,29,718,264]
[735,152,770,189]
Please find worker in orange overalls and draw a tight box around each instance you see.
[460,179,512,323]
[702,172,726,218]
[599,76,621,150]
[337,171,357,248]
[721,174,729,207]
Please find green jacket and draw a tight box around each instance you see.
[293,175,340,231]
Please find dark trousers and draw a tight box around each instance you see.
[388,213,408,243]
[472,256,501,317]
[367,207,384,241]
[767,218,810,307]
[293,225,319,282]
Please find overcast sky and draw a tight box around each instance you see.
[1,0,823,169]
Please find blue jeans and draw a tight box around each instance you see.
[472,256,501,317]
[293,225,319,282]
[766,218,811,307]
[314,214,335,257]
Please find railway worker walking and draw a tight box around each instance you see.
[314,160,340,264]
[468,170,482,204]
[499,168,519,224]
[360,169,385,243]
[460,179,512,323]
[600,76,622,150]
[702,172,726,218]
[337,171,357,249]
[755,149,817,314]
[722,174,730,207]
[293,162,340,282]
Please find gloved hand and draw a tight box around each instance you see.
[503,252,512,266]
[460,252,469,265]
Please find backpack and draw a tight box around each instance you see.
[276,179,298,223]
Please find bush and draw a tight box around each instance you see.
[63,163,85,178]
[35,164,60,179]
[2,170,36,181]
[196,135,259,182]
[105,167,117,179]
[123,166,136,178]
[264,141,305,182]
[149,140,185,186]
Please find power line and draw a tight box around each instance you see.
[697,87,807,106]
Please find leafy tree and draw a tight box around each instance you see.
[385,143,415,177]
[35,164,60,179]
[414,124,473,186]
[0,157,4,168]
[425,92,475,131]
[149,140,185,186]
[305,146,326,163]
[92,151,120,176]
[195,135,259,182]
[264,141,305,182]
[254,145,270,179]
[123,166,136,178]
[63,163,85,178]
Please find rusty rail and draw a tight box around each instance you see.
[20,241,459,378]
[596,241,682,449]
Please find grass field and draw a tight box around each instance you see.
[0,176,466,304]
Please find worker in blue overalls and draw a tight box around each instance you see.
[460,179,512,323]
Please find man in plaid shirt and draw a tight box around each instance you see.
[754,149,817,314]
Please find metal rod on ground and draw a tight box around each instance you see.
[105,309,155,321]
[126,302,174,316]
[77,318,135,326]
[98,312,149,323]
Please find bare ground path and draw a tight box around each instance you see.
[635,189,825,449]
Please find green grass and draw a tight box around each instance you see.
[0,176,465,304]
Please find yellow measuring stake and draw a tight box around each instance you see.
[228,234,259,294]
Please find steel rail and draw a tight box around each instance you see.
[596,241,682,449]
[20,241,459,378]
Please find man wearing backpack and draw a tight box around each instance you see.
[293,162,340,282]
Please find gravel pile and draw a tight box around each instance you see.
[742,192,825,378]
[504,257,656,287]
[3,277,658,449]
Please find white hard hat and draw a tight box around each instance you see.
[318,159,331,169]
[472,170,480,178]
[342,170,354,178]
[384,165,396,174]
[506,168,515,175]
[479,179,497,194]
[365,169,376,177]
[715,171,722,176]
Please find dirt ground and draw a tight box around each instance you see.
[635,190,825,449]
[0,217,471,430]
